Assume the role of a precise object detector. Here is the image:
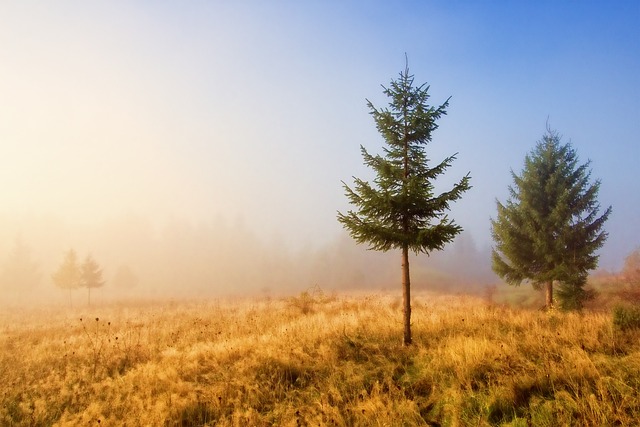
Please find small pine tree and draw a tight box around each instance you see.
[491,127,611,310]
[81,255,105,306]
[52,249,81,307]
[338,60,471,345]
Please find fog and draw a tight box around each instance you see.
[0,213,499,307]
[1,2,637,306]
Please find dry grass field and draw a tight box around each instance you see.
[1,289,639,426]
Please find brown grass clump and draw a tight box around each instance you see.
[1,292,639,426]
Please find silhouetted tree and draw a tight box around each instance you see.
[492,127,611,310]
[52,249,81,307]
[338,61,471,345]
[81,255,105,306]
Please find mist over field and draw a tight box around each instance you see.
[0,1,638,306]
[0,213,496,306]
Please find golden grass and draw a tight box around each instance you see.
[1,291,639,426]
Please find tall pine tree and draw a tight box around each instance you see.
[338,61,471,345]
[491,127,611,310]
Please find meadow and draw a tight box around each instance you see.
[1,288,639,426]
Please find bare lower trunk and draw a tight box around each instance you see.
[545,281,553,309]
[402,245,412,345]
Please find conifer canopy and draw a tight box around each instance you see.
[491,128,611,309]
[52,249,81,291]
[52,249,82,307]
[337,65,471,255]
[81,254,105,306]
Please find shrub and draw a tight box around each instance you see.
[612,304,640,331]
[286,285,334,314]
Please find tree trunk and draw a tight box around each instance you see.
[545,281,553,309]
[88,287,91,306]
[402,245,412,345]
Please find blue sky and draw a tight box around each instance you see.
[0,1,638,270]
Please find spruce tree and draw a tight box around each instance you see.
[491,127,611,310]
[338,62,471,345]
[52,249,81,307]
[81,255,105,306]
